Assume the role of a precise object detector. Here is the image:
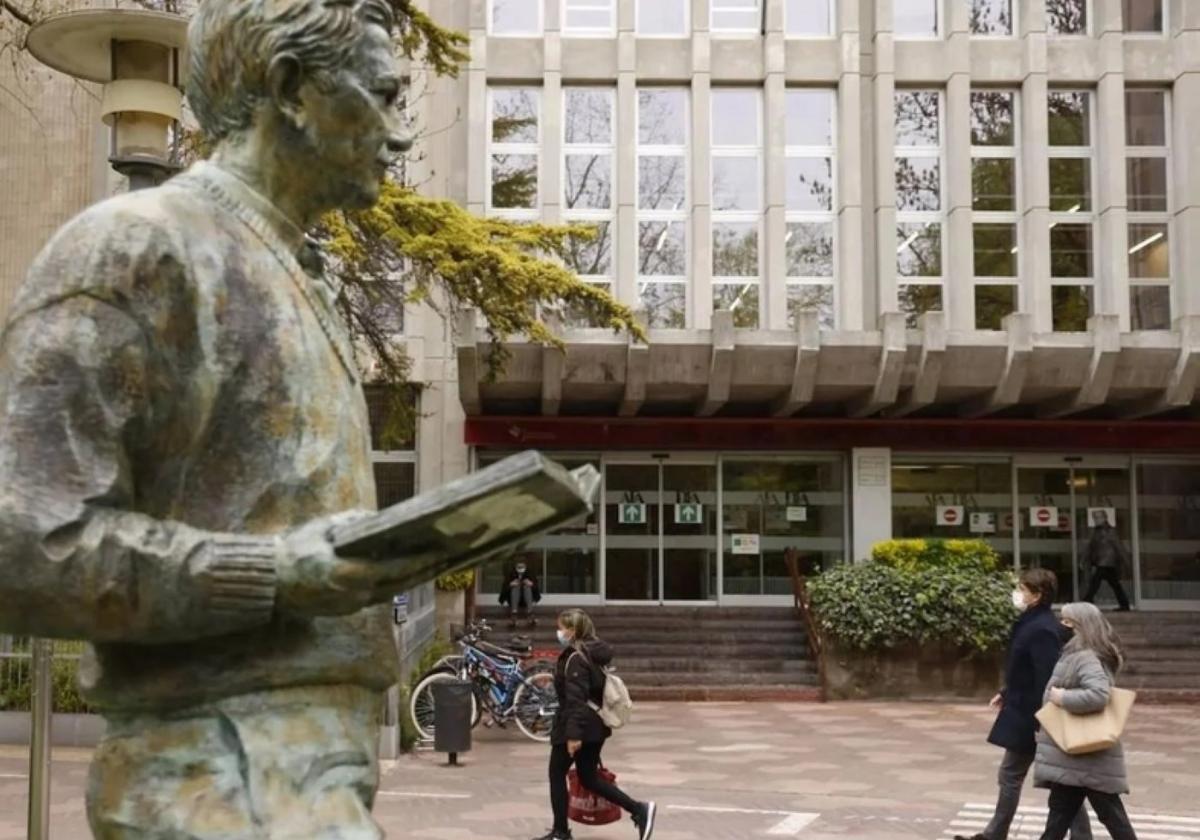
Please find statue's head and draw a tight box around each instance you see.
[187,0,411,211]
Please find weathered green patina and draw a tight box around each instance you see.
[0,0,430,835]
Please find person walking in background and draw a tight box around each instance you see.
[955,569,1091,840]
[533,608,655,840]
[499,559,542,628]
[1082,511,1132,611]
[1035,602,1138,840]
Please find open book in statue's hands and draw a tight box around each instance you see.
[330,451,600,592]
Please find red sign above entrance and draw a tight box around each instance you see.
[465,417,1200,452]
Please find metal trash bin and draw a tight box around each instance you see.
[432,680,473,765]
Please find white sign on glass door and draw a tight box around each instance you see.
[936,505,965,527]
[786,506,808,523]
[969,512,996,534]
[1087,507,1117,528]
[731,534,760,555]
[1030,506,1057,528]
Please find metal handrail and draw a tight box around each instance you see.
[783,549,826,700]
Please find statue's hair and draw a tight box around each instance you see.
[187,0,395,140]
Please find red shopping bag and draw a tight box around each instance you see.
[567,766,623,826]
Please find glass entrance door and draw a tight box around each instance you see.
[1016,462,1133,605]
[603,460,717,603]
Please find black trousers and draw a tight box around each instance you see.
[508,582,533,614]
[1039,784,1138,840]
[549,740,640,833]
[1083,567,1131,610]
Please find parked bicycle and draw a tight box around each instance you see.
[410,620,557,742]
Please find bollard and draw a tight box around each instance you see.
[431,680,472,766]
[27,638,52,840]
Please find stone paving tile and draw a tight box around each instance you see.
[2,702,1199,838]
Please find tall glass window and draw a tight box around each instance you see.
[785,0,832,36]
[1047,0,1087,34]
[895,0,939,36]
[895,89,945,326]
[637,88,689,327]
[637,0,688,35]
[785,88,837,329]
[892,458,1015,564]
[712,0,761,33]
[711,88,762,328]
[721,458,846,595]
[1126,89,1171,330]
[563,88,616,325]
[1137,463,1200,602]
[970,0,1013,35]
[490,0,542,35]
[971,90,1019,329]
[1122,0,1163,32]
[1048,90,1094,331]
[488,88,541,219]
[563,0,615,35]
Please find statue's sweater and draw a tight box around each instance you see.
[0,162,397,712]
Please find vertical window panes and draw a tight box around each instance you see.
[564,0,615,34]
[896,90,944,325]
[892,459,1015,564]
[971,93,1019,330]
[1126,89,1171,330]
[721,458,846,594]
[786,0,832,35]
[712,88,762,328]
[895,0,939,36]
[1047,0,1087,34]
[637,89,688,327]
[970,0,1013,34]
[488,88,540,214]
[713,0,761,32]
[786,89,836,329]
[1123,0,1163,32]
[1048,91,1094,330]
[1136,463,1200,602]
[637,0,687,35]
[562,88,615,326]
[491,0,541,35]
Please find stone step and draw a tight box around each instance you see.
[617,671,820,688]
[629,685,823,702]
[1119,672,1200,690]
[615,658,815,674]
[606,642,813,658]
[1123,659,1200,676]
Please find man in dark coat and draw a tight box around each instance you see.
[955,569,1092,840]
[1082,511,1132,610]
[499,560,542,628]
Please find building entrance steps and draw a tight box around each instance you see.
[1106,611,1200,703]
[474,605,821,701]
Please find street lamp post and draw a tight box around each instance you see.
[20,11,187,836]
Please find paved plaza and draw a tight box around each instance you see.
[1,702,1198,839]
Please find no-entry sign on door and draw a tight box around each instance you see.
[1030,506,1058,527]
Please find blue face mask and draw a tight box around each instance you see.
[556,629,572,647]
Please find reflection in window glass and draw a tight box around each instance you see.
[713,283,760,328]
[1050,224,1093,278]
[638,221,686,276]
[1126,90,1166,145]
[564,221,612,277]
[1048,158,1092,212]
[713,157,760,211]
[787,284,835,330]
[712,0,761,32]
[1125,89,1170,330]
[970,0,1013,34]
[1047,0,1087,34]
[971,91,1015,145]
[491,154,538,208]
[786,158,834,211]
[787,90,834,146]
[976,284,1018,329]
[564,0,615,34]
[895,91,941,146]
[565,89,612,144]
[1122,0,1163,32]
[1128,224,1169,279]
[637,0,687,34]
[895,157,941,211]
[896,90,942,322]
[491,0,540,34]
[638,90,688,144]
[972,159,1016,211]
[639,281,687,328]
[712,88,761,326]
[787,89,836,327]
[892,460,1014,564]
[1052,285,1093,331]
[786,222,834,278]
[565,155,612,210]
[786,0,832,35]
[895,0,938,35]
[899,284,944,326]
[1136,464,1200,601]
[1048,91,1090,145]
[971,89,1019,330]
[974,224,1018,277]
[1131,285,1171,331]
[713,222,759,277]
[713,90,759,146]
[1127,158,1168,211]
[897,223,942,277]
[491,89,539,143]
[638,88,688,326]
[563,88,614,326]
[722,458,846,593]
[638,156,686,210]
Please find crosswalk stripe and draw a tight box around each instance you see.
[944,802,1200,840]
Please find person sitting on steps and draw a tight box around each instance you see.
[499,560,541,628]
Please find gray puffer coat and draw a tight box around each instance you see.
[1033,648,1129,794]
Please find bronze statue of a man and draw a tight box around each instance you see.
[0,0,414,835]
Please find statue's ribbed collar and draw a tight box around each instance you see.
[185,161,310,256]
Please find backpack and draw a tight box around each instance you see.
[570,650,634,730]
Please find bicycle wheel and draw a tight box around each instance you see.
[409,670,480,742]
[512,671,557,742]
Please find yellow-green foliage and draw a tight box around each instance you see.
[435,569,475,591]
[871,538,1001,573]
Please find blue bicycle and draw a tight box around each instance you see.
[409,620,557,742]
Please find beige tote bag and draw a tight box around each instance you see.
[1036,687,1137,755]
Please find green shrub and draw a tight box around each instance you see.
[435,570,475,591]
[808,557,1015,654]
[871,538,1001,574]
[0,657,91,714]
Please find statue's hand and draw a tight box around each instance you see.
[275,510,384,617]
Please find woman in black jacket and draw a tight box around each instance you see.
[533,608,656,840]
[956,568,1091,840]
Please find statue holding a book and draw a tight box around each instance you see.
[0,0,595,836]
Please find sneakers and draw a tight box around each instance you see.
[633,801,657,840]
[531,831,571,840]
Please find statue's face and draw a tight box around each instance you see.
[292,23,410,210]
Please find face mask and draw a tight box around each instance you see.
[556,629,572,647]
[515,566,526,575]
[1061,624,1075,641]
[1012,589,1028,611]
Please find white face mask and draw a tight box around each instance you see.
[556,628,572,647]
[1012,589,1028,611]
